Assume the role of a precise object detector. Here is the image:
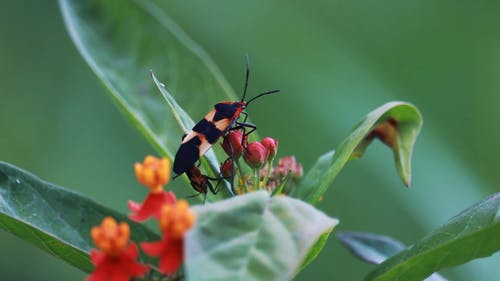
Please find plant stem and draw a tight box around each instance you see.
[253,167,260,190]
[235,158,248,192]
[261,160,273,189]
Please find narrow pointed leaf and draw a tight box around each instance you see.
[365,193,500,281]
[291,102,422,204]
[337,232,448,281]
[185,191,338,281]
[59,0,240,172]
[337,231,405,265]
[0,162,160,272]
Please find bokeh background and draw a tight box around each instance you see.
[1,1,500,280]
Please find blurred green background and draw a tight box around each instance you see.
[1,1,500,280]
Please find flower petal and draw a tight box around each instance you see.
[89,249,107,265]
[141,240,166,257]
[128,191,176,222]
[127,200,142,213]
[85,265,108,281]
[159,240,183,275]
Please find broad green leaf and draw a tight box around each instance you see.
[365,193,500,281]
[0,162,160,272]
[290,102,422,204]
[184,191,338,281]
[59,0,240,175]
[337,232,448,281]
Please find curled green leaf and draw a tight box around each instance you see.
[291,102,422,204]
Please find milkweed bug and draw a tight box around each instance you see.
[185,165,218,194]
[173,55,279,176]
[185,165,226,202]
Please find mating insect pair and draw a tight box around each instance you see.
[173,55,279,199]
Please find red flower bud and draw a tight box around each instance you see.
[221,131,245,158]
[261,137,278,161]
[220,159,234,179]
[244,142,267,169]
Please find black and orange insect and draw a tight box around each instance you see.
[173,56,279,176]
[184,165,218,195]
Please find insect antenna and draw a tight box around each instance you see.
[246,89,280,107]
[241,54,250,102]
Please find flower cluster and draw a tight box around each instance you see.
[86,156,196,281]
[220,131,303,195]
[86,130,301,280]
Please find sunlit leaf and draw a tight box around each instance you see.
[59,0,239,174]
[291,102,422,204]
[0,162,159,272]
[185,191,338,281]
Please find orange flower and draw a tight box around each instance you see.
[86,217,148,281]
[141,200,196,275]
[129,156,176,222]
[159,200,196,238]
[134,155,170,193]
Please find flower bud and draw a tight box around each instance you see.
[243,141,267,169]
[261,137,278,161]
[221,131,245,158]
[220,159,234,179]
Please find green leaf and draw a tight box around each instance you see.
[59,0,239,172]
[290,102,422,204]
[337,231,405,265]
[338,232,448,281]
[365,193,500,281]
[0,162,160,272]
[184,191,339,281]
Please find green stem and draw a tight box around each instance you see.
[253,167,260,190]
[261,160,273,189]
[235,158,248,192]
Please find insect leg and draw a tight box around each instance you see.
[234,121,257,141]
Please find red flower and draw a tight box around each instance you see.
[141,236,183,275]
[141,200,196,275]
[128,191,176,222]
[86,217,148,281]
[129,156,176,222]
[87,244,148,281]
